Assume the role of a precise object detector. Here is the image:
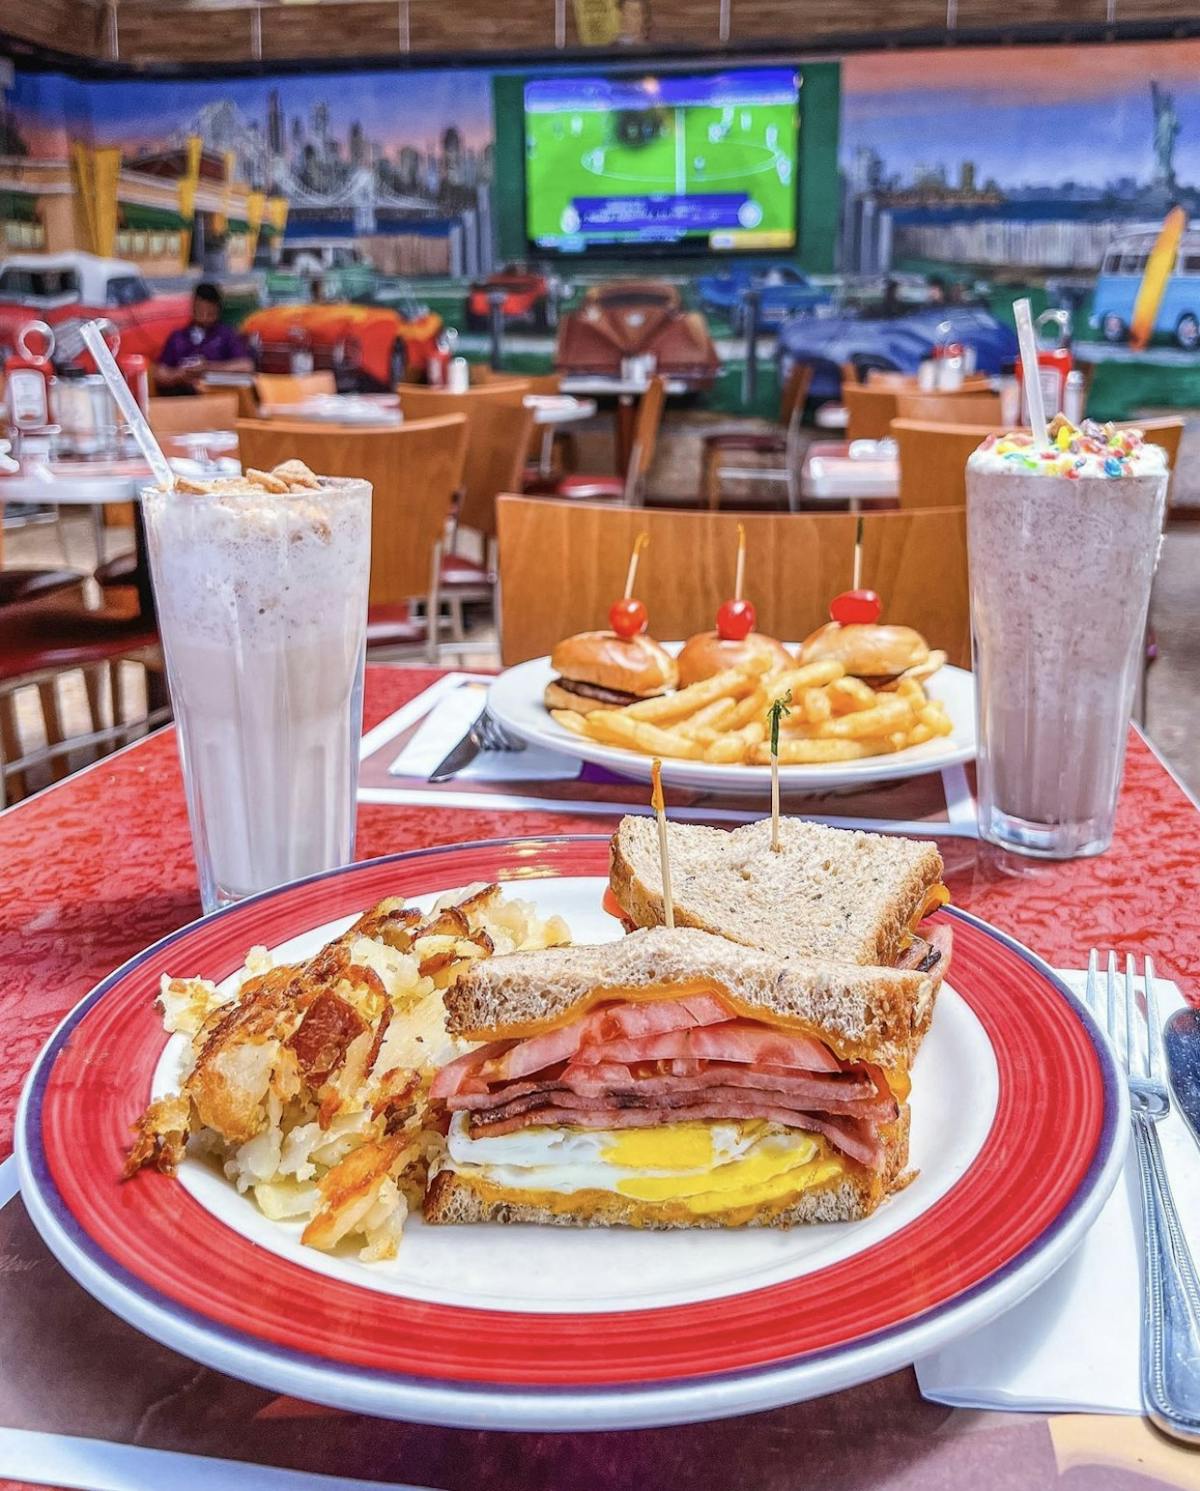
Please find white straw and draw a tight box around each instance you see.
[80,321,175,491]
[1012,298,1047,447]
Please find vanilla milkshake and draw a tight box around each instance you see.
[143,465,371,910]
[966,418,1168,858]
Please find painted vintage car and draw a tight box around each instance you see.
[465,264,555,330]
[1090,225,1200,349]
[697,263,832,330]
[0,252,192,365]
[241,296,443,389]
[777,304,1018,401]
[554,279,720,387]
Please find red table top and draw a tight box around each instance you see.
[2,664,1199,1491]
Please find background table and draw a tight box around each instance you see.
[800,440,901,507]
[2,664,1200,1490]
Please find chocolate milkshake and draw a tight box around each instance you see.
[966,417,1168,858]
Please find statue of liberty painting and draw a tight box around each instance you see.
[1151,81,1180,194]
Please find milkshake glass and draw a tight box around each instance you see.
[966,420,1168,858]
[143,470,371,911]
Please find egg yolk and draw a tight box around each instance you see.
[601,1122,719,1171]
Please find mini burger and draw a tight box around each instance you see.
[544,631,678,715]
[799,622,945,690]
[675,628,792,687]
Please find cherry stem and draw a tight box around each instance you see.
[624,531,648,600]
[735,522,746,603]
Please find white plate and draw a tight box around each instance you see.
[488,650,976,795]
[18,841,1123,1430]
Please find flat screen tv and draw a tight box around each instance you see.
[524,69,799,256]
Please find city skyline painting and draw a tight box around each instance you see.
[841,40,1200,194]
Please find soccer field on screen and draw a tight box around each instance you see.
[526,100,797,246]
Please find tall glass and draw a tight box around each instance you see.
[143,477,371,911]
[966,435,1167,858]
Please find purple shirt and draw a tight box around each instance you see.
[159,321,249,368]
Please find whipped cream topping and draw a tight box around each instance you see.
[968,415,1169,479]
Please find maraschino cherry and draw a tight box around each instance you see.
[716,597,756,640]
[829,589,882,625]
[609,597,648,637]
[610,532,649,638]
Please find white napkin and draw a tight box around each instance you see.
[916,970,1198,1415]
[388,684,580,783]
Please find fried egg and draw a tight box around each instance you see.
[444,1116,844,1215]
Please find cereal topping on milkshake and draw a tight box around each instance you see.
[969,415,1169,479]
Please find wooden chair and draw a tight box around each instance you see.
[148,392,240,435]
[891,421,997,509]
[235,415,468,661]
[700,361,814,510]
[844,384,901,443]
[550,376,666,505]
[254,372,337,407]
[893,415,1186,512]
[894,391,1003,425]
[496,495,970,669]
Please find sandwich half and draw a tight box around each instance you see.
[425,927,930,1229]
[610,817,952,1012]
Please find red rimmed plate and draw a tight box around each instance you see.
[17,836,1126,1430]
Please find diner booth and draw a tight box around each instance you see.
[2,0,1200,1486]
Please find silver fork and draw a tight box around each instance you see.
[1085,950,1200,1442]
[473,709,524,754]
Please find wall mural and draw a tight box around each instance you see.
[2,40,1200,416]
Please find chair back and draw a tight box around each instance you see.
[625,376,666,497]
[844,384,899,442]
[894,391,1003,425]
[148,392,239,435]
[891,420,998,509]
[254,372,337,406]
[235,415,467,605]
[496,496,969,668]
[400,383,535,537]
[779,362,813,427]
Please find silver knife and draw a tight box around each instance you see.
[428,726,482,783]
[1166,1007,1200,1152]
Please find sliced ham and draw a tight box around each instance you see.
[469,1101,884,1169]
[473,992,741,1085]
[515,1085,897,1122]
[570,1020,841,1072]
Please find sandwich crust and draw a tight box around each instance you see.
[442,926,933,1070]
[609,817,944,972]
[424,1109,911,1228]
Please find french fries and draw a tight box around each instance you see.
[552,656,953,768]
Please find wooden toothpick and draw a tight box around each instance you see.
[767,690,792,853]
[852,515,864,590]
[734,521,747,603]
[651,758,674,928]
[624,530,648,600]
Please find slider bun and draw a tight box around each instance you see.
[548,630,678,695]
[799,623,930,679]
[676,630,793,687]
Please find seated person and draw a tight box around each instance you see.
[156,282,253,394]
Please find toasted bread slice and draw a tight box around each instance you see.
[425,1109,912,1228]
[443,926,934,1070]
[610,817,944,969]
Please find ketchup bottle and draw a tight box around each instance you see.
[1016,308,1073,421]
[5,320,56,432]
